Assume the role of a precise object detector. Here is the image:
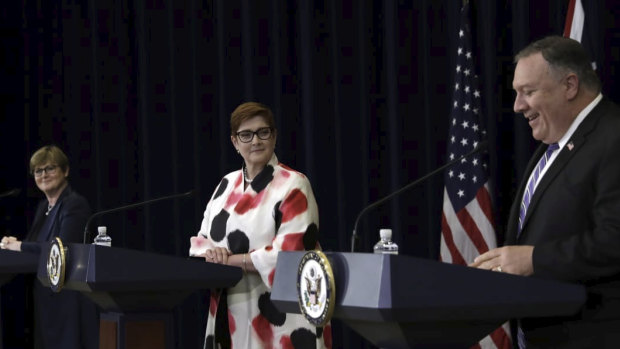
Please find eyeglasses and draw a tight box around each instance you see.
[236,127,273,143]
[33,165,58,177]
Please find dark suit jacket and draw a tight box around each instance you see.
[23,185,90,253]
[22,185,99,349]
[505,98,620,348]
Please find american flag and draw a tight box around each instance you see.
[564,0,599,72]
[563,0,585,42]
[439,2,511,349]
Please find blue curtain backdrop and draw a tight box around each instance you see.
[1,1,620,348]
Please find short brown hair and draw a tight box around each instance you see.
[230,102,276,136]
[514,35,601,93]
[29,145,69,174]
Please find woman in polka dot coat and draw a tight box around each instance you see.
[190,102,332,349]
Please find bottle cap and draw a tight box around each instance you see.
[379,228,392,240]
[97,226,107,234]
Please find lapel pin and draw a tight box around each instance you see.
[567,141,574,151]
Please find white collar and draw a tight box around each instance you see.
[556,93,602,149]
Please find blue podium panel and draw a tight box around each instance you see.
[37,243,242,312]
[272,252,586,349]
[0,250,38,285]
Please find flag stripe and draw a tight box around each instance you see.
[563,0,577,37]
[489,323,512,349]
[467,188,496,247]
[440,211,467,265]
[455,206,489,254]
[441,188,480,264]
[564,0,585,42]
[443,192,495,263]
[440,3,511,348]
[476,184,495,230]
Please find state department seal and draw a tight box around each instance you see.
[47,237,66,293]
[297,250,335,327]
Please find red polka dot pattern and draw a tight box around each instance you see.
[235,190,267,215]
[252,314,274,349]
[209,293,218,317]
[279,335,293,349]
[280,189,308,223]
[323,324,332,348]
[268,268,276,287]
[228,308,236,337]
[281,232,305,251]
[195,156,327,348]
[234,173,243,187]
[225,191,243,209]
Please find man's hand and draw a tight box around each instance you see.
[469,245,535,276]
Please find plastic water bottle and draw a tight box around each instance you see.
[373,228,398,255]
[93,226,112,247]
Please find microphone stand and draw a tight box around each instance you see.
[83,189,194,243]
[0,188,21,199]
[350,141,487,252]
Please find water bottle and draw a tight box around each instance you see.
[373,228,398,255]
[93,226,112,247]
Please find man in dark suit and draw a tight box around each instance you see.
[471,36,620,348]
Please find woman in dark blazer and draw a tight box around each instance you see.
[1,145,99,349]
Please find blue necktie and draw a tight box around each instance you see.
[517,143,559,237]
[518,326,527,349]
[517,143,559,349]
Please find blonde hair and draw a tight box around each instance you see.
[29,145,69,174]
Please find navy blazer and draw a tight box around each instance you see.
[505,98,620,347]
[22,185,99,349]
[22,185,90,252]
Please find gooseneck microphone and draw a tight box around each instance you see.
[350,141,488,252]
[82,189,194,243]
[0,188,21,199]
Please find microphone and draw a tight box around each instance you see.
[0,188,21,199]
[350,141,488,252]
[83,189,195,243]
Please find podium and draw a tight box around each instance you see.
[1,250,38,349]
[37,243,242,349]
[0,250,38,285]
[271,252,586,349]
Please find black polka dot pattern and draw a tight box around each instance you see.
[316,326,323,338]
[213,178,228,200]
[303,223,319,250]
[227,229,249,254]
[290,328,317,349]
[258,292,286,326]
[210,209,229,242]
[273,200,282,232]
[250,164,274,193]
[205,335,215,349]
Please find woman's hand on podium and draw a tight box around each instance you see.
[0,236,21,251]
[203,247,232,265]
